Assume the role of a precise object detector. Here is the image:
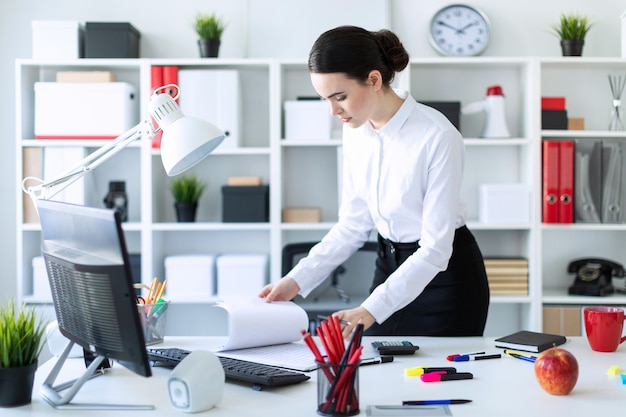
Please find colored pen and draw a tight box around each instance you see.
[453,353,501,362]
[446,351,485,361]
[506,352,536,363]
[404,366,457,376]
[504,349,536,358]
[359,356,394,366]
[402,399,472,405]
[420,371,473,382]
[317,314,351,325]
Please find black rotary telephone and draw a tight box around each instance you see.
[567,258,624,296]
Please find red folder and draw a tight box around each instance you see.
[558,140,574,223]
[150,66,164,149]
[542,140,559,223]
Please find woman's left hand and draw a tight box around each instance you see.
[333,306,376,339]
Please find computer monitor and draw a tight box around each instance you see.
[36,199,153,410]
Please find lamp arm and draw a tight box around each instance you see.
[23,119,156,201]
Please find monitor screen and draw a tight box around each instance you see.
[37,199,151,378]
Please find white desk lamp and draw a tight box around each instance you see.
[22,84,225,201]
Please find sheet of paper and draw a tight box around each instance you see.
[214,297,309,351]
[217,342,320,372]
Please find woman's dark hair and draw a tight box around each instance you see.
[308,25,409,86]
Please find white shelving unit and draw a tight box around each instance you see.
[16,57,626,337]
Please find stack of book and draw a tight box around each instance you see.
[484,258,529,295]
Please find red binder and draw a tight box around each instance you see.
[558,140,574,223]
[542,140,559,223]
[162,66,179,102]
[150,66,164,149]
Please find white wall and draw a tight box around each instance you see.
[1,0,624,299]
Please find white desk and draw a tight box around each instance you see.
[3,336,624,416]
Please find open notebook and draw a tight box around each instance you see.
[210,298,375,372]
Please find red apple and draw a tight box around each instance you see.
[534,346,579,395]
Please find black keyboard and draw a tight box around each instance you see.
[147,347,310,390]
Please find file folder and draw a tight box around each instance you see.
[150,66,164,149]
[558,140,574,223]
[542,140,559,223]
[601,140,624,223]
[574,139,602,223]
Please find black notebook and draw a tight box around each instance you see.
[494,330,566,353]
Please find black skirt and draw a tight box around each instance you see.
[365,226,490,336]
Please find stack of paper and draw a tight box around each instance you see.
[484,258,529,295]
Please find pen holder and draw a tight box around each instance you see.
[316,361,359,416]
[137,300,170,345]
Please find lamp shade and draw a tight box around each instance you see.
[150,92,225,176]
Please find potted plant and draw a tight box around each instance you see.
[193,12,226,58]
[550,13,593,56]
[170,174,207,222]
[0,299,48,407]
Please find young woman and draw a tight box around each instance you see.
[259,26,489,337]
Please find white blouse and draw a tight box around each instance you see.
[288,90,467,323]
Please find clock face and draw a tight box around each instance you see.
[428,4,491,57]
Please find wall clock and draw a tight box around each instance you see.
[428,4,491,57]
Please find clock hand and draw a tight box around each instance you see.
[436,21,461,32]
[456,22,478,34]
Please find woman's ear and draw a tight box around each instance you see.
[368,70,383,90]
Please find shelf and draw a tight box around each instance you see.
[542,289,626,305]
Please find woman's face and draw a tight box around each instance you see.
[310,72,378,129]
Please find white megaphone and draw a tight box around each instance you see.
[462,85,511,138]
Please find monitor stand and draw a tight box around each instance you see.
[39,340,154,410]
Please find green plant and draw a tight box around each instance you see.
[193,13,226,40]
[170,174,207,204]
[0,299,47,368]
[551,13,593,41]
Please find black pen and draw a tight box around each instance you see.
[403,399,472,405]
[359,356,394,366]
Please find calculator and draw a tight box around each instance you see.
[371,340,419,355]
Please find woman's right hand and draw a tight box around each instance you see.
[258,277,301,303]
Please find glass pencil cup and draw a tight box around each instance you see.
[137,300,170,345]
[316,361,359,416]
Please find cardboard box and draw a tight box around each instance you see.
[227,176,263,186]
[34,82,138,139]
[85,22,140,58]
[32,20,84,59]
[543,306,581,336]
[56,71,116,82]
[165,255,216,300]
[284,100,332,140]
[216,254,268,297]
[568,117,585,130]
[222,185,269,222]
[479,183,531,224]
[282,207,321,223]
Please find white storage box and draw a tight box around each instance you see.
[165,255,216,300]
[32,20,84,59]
[479,183,531,224]
[284,100,332,140]
[216,254,268,297]
[32,256,52,302]
[34,82,138,139]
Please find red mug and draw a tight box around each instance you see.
[583,306,626,352]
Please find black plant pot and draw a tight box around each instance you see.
[560,39,584,57]
[198,39,221,58]
[175,203,198,222]
[0,362,37,407]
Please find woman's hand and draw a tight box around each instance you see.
[258,277,301,302]
[333,306,376,338]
